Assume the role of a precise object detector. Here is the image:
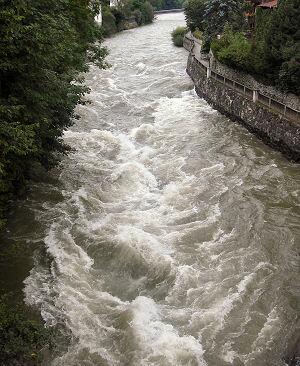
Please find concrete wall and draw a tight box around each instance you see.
[183,34,193,51]
[187,54,300,161]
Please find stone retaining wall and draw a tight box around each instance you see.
[187,54,300,161]
[211,57,300,111]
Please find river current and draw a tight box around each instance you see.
[13,13,300,366]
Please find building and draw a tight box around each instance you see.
[257,0,278,8]
[245,0,278,30]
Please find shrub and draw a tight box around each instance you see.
[201,37,210,53]
[0,298,50,364]
[193,28,202,40]
[278,59,300,95]
[102,7,118,36]
[171,26,188,47]
[140,1,154,24]
[133,9,143,25]
[111,7,126,27]
[211,27,251,70]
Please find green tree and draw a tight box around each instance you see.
[184,0,207,31]
[149,0,164,9]
[266,0,300,93]
[203,0,245,39]
[102,6,118,35]
[140,1,154,23]
[248,8,273,75]
[131,0,154,23]
[0,0,108,228]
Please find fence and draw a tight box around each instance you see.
[186,35,300,124]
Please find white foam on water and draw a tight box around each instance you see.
[114,225,174,277]
[152,92,215,132]
[220,341,238,363]
[246,307,282,363]
[135,62,147,75]
[110,161,158,195]
[25,222,129,365]
[127,296,207,366]
[25,84,220,363]
[22,14,299,365]
[165,265,199,305]
[130,123,157,140]
[107,77,119,90]
[46,225,94,274]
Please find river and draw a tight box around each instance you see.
[3,12,300,366]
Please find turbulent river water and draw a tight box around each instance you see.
[5,12,300,366]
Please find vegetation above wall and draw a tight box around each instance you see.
[184,0,300,95]
[185,0,246,34]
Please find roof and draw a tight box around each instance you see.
[257,0,278,8]
[246,0,262,4]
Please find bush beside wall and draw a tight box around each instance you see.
[171,26,188,47]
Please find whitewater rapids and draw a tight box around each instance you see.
[22,13,299,366]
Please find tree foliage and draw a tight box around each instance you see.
[149,0,185,10]
[211,0,300,94]
[184,0,206,31]
[185,0,245,35]
[0,0,108,227]
[203,0,245,39]
[247,8,273,75]
[102,6,118,35]
[266,0,300,93]
[102,0,154,35]
[211,26,251,69]
[140,1,154,23]
[0,298,50,364]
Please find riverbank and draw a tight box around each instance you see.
[154,9,183,13]
[0,205,50,365]
[101,3,154,37]
[0,3,107,363]
[184,34,300,161]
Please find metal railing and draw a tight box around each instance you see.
[185,35,300,124]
